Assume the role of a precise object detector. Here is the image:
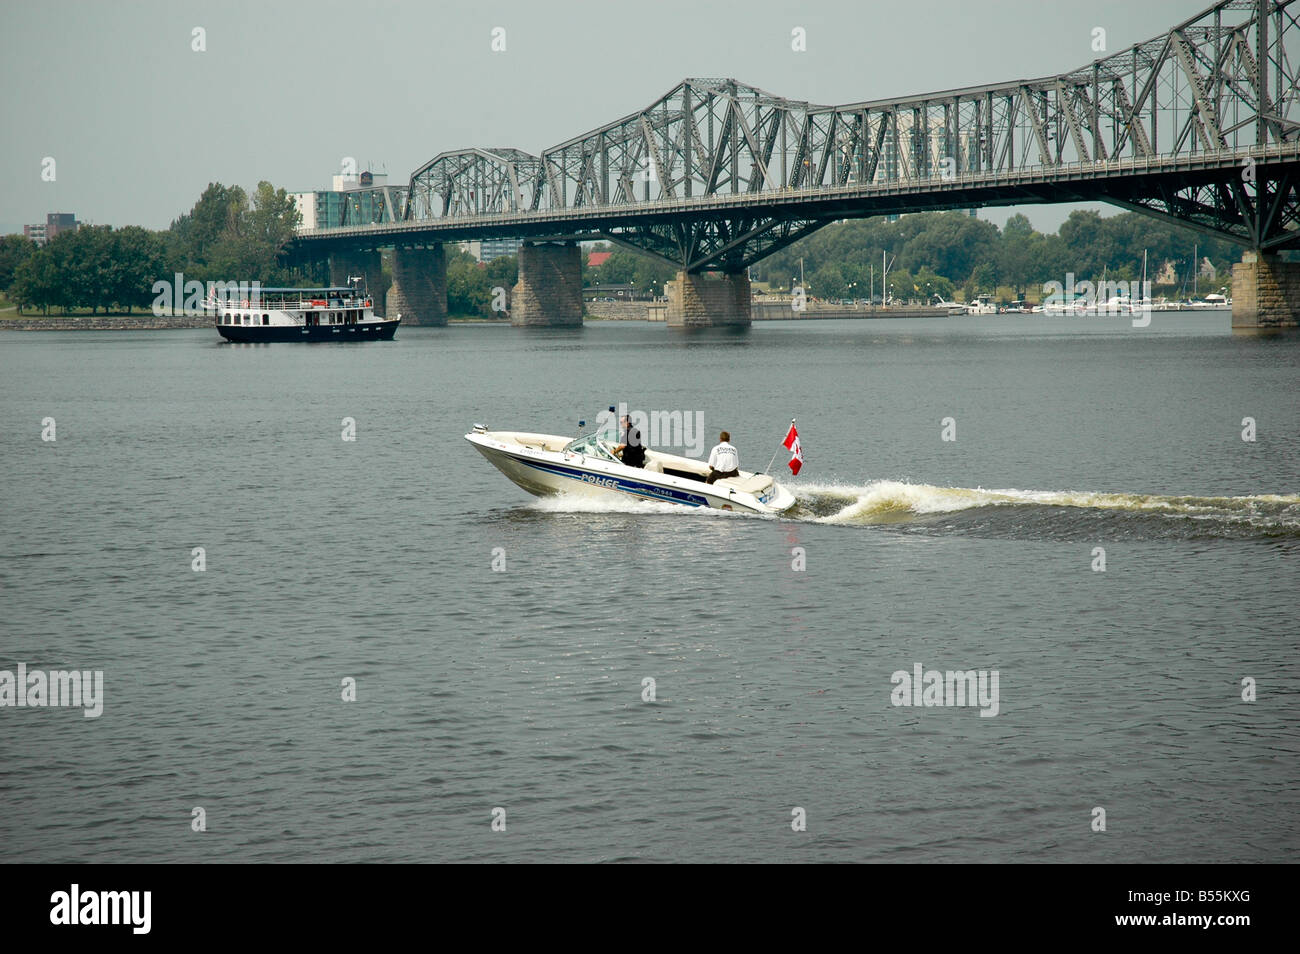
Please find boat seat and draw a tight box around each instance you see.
[716,474,773,495]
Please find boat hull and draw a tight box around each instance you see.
[216,319,399,343]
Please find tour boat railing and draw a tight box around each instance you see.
[204,296,372,311]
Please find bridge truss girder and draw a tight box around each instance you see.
[299,0,1300,261]
[336,185,409,228]
[1098,166,1300,249]
[597,217,829,273]
[406,147,544,219]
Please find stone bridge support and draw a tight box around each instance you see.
[665,271,751,328]
[386,245,447,326]
[329,249,385,316]
[1232,251,1300,333]
[510,242,583,327]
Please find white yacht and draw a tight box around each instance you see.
[931,295,967,316]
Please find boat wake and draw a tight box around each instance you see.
[514,479,1300,540]
[791,480,1300,540]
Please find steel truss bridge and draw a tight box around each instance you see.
[296,0,1300,271]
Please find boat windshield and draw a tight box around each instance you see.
[563,434,619,461]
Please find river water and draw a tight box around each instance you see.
[1,312,1297,862]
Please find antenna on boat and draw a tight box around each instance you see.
[763,418,795,475]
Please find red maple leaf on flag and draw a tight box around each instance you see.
[783,423,804,476]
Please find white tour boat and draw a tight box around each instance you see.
[211,277,399,342]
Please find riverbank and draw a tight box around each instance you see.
[589,300,951,320]
[0,313,212,331]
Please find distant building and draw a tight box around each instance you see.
[584,282,644,301]
[23,212,78,246]
[456,238,521,263]
[587,251,612,268]
[480,237,522,262]
[47,212,78,237]
[291,171,389,230]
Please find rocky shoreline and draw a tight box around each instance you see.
[0,315,212,331]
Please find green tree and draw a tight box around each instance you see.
[808,262,845,299]
[968,262,998,296]
[10,250,60,313]
[246,181,300,249]
[171,182,247,271]
[0,234,37,292]
[885,266,915,303]
[51,226,117,313]
[914,266,954,303]
[111,226,168,313]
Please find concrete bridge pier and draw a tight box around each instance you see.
[386,245,447,326]
[665,271,751,328]
[510,242,583,327]
[1231,250,1300,333]
[329,249,385,316]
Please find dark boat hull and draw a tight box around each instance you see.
[216,319,400,343]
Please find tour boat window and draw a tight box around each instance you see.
[262,314,269,325]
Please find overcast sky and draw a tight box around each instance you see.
[1,0,1216,236]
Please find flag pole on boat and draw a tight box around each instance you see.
[765,418,795,475]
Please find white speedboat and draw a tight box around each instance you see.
[465,426,797,514]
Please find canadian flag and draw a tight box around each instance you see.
[783,422,803,476]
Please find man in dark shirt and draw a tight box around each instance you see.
[617,414,647,468]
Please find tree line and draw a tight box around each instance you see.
[755,209,1243,304]
[1,181,300,314]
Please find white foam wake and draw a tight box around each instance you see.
[793,480,1300,528]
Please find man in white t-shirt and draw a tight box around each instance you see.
[706,431,740,484]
